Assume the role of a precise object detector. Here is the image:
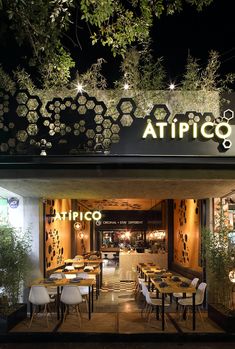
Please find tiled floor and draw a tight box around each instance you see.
[10,266,225,334]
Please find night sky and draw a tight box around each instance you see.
[0,0,234,87]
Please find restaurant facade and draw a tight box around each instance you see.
[0,89,235,338]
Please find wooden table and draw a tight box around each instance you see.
[55,267,101,299]
[151,277,196,331]
[30,278,95,320]
[83,259,103,286]
[137,264,165,288]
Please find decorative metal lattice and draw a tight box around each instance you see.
[0,89,234,156]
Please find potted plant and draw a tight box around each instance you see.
[0,223,31,332]
[202,201,235,332]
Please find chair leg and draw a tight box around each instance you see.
[43,304,49,327]
[198,306,205,327]
[83,295,89,312]
[141,302,147,318]
[28,305,36,328]
[76,305,82,326]
[63,305,68,323]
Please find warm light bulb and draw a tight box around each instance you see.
[123,83,129,90]
[229,270,235,283]
[74,222,82,230]
[169,83,175,90]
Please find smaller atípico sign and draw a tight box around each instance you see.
[54,210,102,221]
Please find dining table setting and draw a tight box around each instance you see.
[30,276,95,321]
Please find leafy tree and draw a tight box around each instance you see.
[0,0,214,88]
[81,0,214,57]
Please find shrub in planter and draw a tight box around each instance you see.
[0,223,31,332]
[202,201,235,332]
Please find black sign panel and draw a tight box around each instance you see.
[96,210,162,231]
[110,95,235,157]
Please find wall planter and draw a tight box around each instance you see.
[208,303,235,333]
[0,303,27,333]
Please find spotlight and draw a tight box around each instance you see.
[76,82,84,93]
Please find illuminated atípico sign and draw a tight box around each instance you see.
[54,210,102,221]
[142,120,232,140]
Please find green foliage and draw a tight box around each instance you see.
[39,44,75,89]
[115,46,166,90]
[202,202,235,307]
[0,0,215,88]
[181,51,235,92]
[0,223,31,309]
[80,0,214,57]
[0,65,15,94]
[0,0,75,88]
[13,67,36,93]
[181,54,201,90]
[72,58,107,91]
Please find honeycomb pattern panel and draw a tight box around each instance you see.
[0,88,234,156]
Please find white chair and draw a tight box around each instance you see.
[28,285,55,328]
[76,272,90,310]
[72,255,84,269]
[64,265,75,271]
[49,272,66,280]
[107,253,115,265]
[173,277,199,308]
[141,281,170,324]
[60,285,83,324]
[178,282,207,324]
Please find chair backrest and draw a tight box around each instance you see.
[76,272,89,279]
[74,255,84,261]
[49,272,66,279]
[140,279,148,297]
[144,288,152,305]
[29,285,50,305]
[64,265,75,271]
[60,285,83,305]
[190,277,199,288]
[195,282,207,305]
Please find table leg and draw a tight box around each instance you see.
[92,285,94,312]
[29,302,32,319]
[96,274,99,299]
[162,294,165,331]
[100,262,103,287]
[192,293,196,330]
[156,289,159,320]
[88,286,91,320]
[57,286,60,320]
[183,292,187,320]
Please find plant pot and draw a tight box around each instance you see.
[208,303,235,333]
[0,303,27,333]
